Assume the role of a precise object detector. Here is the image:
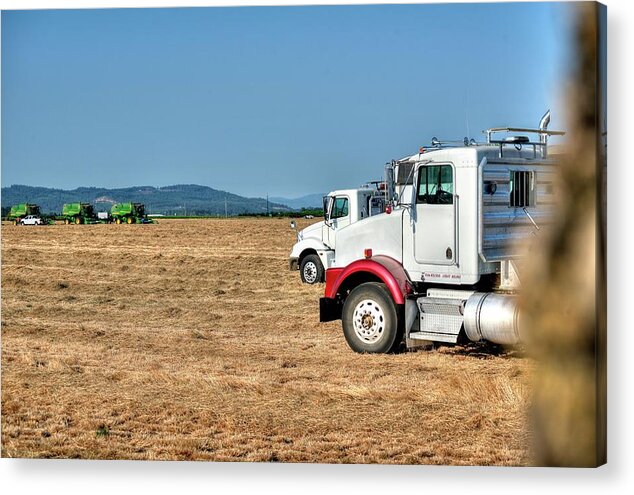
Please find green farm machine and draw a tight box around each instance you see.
[61,202,99,224]
[110,202,153,224]
[7,203,42,224]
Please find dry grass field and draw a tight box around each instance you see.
[1,219,533,464]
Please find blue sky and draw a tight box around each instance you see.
[1,3,572,197]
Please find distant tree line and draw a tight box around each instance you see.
[237,208,323,218]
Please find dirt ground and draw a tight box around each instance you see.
[1,219,533,464]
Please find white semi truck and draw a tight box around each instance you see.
[289,185,386,284]
[318,111,564,353]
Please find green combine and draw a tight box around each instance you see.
[62,202,98,224]
[110,202,153,224]
[7,203,42,224]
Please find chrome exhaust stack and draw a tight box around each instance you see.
[539,109,551,157]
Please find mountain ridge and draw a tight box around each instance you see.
[1,184,293,216]
[269,193,325,210]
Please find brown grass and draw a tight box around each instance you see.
[2,219,533,464]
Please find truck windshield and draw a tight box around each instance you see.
[331,197,349,219]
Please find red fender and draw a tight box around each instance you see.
[323,255,411,305]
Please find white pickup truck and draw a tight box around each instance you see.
[19,215,45,225]
[289,186,386,284]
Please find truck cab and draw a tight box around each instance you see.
[318,112,566,353]
[289,186,386,284]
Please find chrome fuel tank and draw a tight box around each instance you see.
[463,292,520,345]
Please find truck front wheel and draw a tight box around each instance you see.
[300,254,324,284]
[342,282,402,354]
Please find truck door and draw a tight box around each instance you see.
[413,163,456,265]
[323,195,351,249]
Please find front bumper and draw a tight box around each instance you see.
[289,257,299,271]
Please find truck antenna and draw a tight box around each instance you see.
[465,110,471,140]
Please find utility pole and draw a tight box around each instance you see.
[266,194,269,216]
[225,197,228,218]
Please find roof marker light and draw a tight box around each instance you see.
[364,249,373,259]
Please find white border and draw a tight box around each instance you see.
[1,1,632,494]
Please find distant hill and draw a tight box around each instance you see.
[269,193,325,210]
[1,184,291,216]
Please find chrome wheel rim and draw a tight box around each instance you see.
[352,299,385,344]
[303,261,318,283]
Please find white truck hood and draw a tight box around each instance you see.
[298,220,324,241]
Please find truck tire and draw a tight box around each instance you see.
[300,254,324,284]
[115,218,121,225]
[65,218,70,225]
[75,217,82,225]
[13,220,18,225]
[342,282,402,354]
[127,217,134,224]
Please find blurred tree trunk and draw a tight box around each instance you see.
[522,2,606,467]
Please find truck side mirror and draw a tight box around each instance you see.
[323,196,331,226]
